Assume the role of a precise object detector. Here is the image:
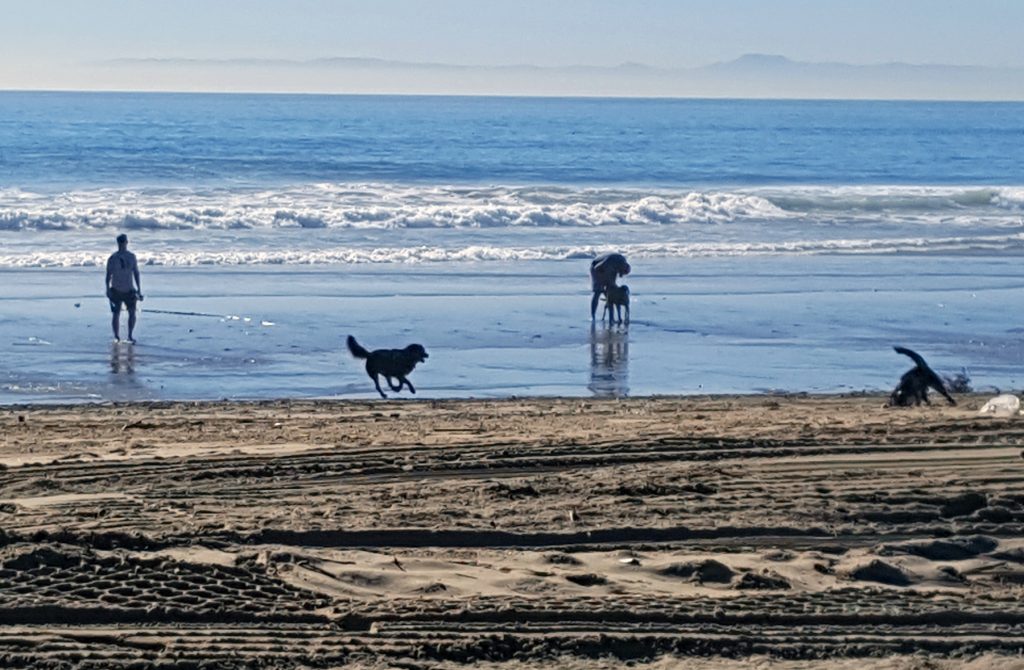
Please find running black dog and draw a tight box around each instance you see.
[347,335,428,399]
[887,346,956,407]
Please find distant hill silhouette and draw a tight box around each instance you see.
[102,54,1024,100]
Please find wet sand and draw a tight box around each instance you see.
[4,258,1023,405]
[2,394,1024,668]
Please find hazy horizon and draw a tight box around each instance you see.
[3,53,1023,101]
[3,1,1023,100]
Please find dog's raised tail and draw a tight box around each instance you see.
[893,346,928,369]
[347,335,370,359]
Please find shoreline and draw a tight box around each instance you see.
[3,393,1024,666]
[0,387,1012,414]
[0,388,864,408]
[3,257,1022,405]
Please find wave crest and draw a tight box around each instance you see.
[3,233,1022,268]
[0,184,787,232]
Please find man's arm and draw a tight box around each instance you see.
[133,258,142,297]
[105,258,113,292]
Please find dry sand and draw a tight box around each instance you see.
[1,394,1024,668]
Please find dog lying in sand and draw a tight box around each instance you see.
[347,335,428,399]
[602,285,630,324]
[887,346,956,407]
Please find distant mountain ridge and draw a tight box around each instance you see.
[97,53,1024,100]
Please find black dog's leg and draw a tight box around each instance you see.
[402,376,416,394]
[925,370,957,405]
[371,373,387,399]
[934,384,956,405]
[386,376,403,392]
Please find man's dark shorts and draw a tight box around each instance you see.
[108,288,138,314]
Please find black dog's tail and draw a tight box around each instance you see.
[894,346,928,369]
[347,335,370,359]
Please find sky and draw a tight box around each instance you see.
[2,0,1023,96]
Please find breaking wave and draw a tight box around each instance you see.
[0,184,787,232]
[1,183,1021,233]
[4,233,1023,268]
[764,185,1024,212]
[2,183,1022,267]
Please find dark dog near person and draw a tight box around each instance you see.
[602,284,630,324]
[347,335,428,399]
[887,346,956,407]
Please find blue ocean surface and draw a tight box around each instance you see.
[0,92,1022,403]
[2,93,1024,188]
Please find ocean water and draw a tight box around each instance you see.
[1,92,1022,403]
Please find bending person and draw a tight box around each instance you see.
[589,252,630,320]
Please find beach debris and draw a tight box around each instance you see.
[945,368,972,393]
[618,557,641,566]
[978,394,1021,417]
[567,508,581,525]
[544,553,582,566]
[392,556,406,572]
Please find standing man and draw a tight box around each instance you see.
[590,252,630,320]
[105,234,143,343]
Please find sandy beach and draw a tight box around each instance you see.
[2,393,1023,667]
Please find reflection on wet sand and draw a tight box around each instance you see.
[110,342,135,376]
[588,323,629,397]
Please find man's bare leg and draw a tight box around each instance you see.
[111,312,121,341]
[127,309,137,344]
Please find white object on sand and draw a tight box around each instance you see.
[977,394,1021,417]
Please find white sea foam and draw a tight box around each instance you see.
[3,233,1022,268]
[2,183,1022,233]
[2,183,1023,267]
[0,183,816,232]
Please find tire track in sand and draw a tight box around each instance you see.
[2,396,1024,667]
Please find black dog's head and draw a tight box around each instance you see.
[606,285,629,303]
[405,344,429,364]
